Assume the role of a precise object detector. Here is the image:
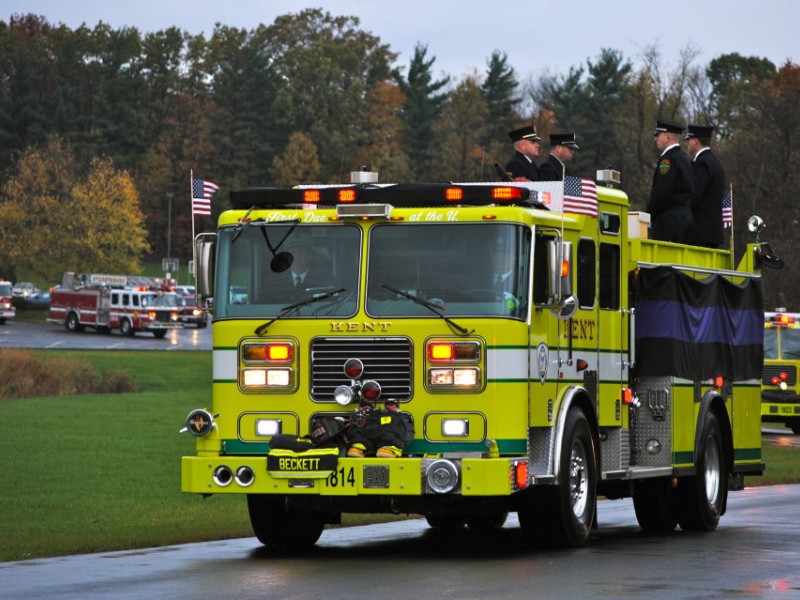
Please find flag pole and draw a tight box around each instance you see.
[727,183,734,269]
[190,169,196,281]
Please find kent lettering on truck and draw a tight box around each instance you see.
[180,170,781,550]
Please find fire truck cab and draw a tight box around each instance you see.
[762,310,800,434]
[181,175,776,550]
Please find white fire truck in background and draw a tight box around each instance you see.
[47,272,183,338]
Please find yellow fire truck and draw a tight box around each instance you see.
[762,310,800,434]
[181,175,776,549]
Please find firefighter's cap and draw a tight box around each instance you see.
[685,124,715,141]
[509,125,542,143]
[549,132,579,150]
[653,118,684,136]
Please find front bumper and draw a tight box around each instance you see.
[181,455,524,497]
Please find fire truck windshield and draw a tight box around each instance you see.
[366,222,530,319]
[765,323,800,359]
[215,223,361,318]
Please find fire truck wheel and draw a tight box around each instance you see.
[425,513,466,531]
[675,411,727,532]
[247,494,326,551]
[65,312,84,333]
[518,408,596,548]
[120,319,135,337]
[153,330,168,339]
[789,418,800,435]
[632,477,678,533]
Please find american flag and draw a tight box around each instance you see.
[722,187,733,228]
[563,175,598,217]
[192,178,220,216]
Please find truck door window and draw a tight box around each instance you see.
[577,238,596,309]
[599,242,620,310]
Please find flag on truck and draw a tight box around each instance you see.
[563,175,598,217]
[192,178,219,216]
[722,186,733,228]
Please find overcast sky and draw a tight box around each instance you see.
[5,1,797,80]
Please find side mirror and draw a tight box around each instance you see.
[547,240,573,303]
[195,233,216,307]
[551,294,578,320]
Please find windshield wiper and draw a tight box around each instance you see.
[232,206,257,244]
[381,283,473,336]
[254,288,346,335]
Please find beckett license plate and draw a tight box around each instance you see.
[267,448,339,478]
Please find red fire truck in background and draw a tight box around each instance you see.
[47,272,183,338]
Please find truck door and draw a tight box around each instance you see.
[97,287,111,325]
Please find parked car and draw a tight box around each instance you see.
[176,295,208,328]
[26,291,51,309]
[12,282,40,298]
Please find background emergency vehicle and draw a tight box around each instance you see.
[181,173,776,550]
[48,272,183,337]
[762,310,800,434]
[0,279,14,324]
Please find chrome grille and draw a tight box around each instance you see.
[763,364,797,386]
[310,337,412,402]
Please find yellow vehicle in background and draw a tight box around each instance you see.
[762,310,800,434]
[181,173,778,550]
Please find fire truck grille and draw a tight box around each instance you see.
[763,364,797,386]
[151,310,175,323]
[310,337,413,402]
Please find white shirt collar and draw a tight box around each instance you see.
[693,146,710,161]
[660,143,680,157]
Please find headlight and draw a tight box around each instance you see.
[334,385,355,405]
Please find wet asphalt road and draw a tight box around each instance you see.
[0,320,211,351]
[2,484,799,600]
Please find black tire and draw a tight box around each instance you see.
[66,312,84,333]
[120,319,135,337]
[152,329,168,339]
[788,418,800,435]
[518,408,597,548]
[633,477,678,533]
[425,513,466,531]
[675,411,728,532]
[247,495,325,551]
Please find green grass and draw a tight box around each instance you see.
[0,350,253,562]
[1,350,798,561]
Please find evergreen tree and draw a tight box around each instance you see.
[393,43,450,180]
[480,50,520,163]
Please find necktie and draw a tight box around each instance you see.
[294,275,302,287]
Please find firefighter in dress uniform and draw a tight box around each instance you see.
[538,132,579,181]
[504,125,542,181]
[647,118,694,243]
[685,124,726,249]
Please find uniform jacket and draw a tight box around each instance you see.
[687,148,726,248]
[538,154,565,181]
[647,145,694,219]
[505,151,540,181]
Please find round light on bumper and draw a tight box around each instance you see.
[426,459,459,494]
